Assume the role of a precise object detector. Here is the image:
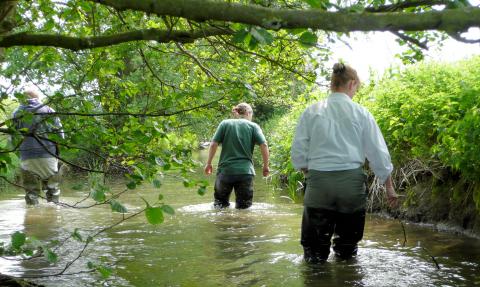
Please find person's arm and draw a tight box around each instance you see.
[259,143,269,177]
[291,111,309,171]
[384,175,398,208]
[363,112,398,207]
[204,141,218,175]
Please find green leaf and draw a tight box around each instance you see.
[298,31,318,47]
[110,200,128,213]
[45,249,58,263]
[87,261,95,269]
[197,186,207,196]
[158,193,164,201]
[161,204,175,215]
[11,231,26,250]
[90,187,106,202]
[303,0,323,8]
[126,181,136,190]
[250,27,274,45]
[288,28,307,35]
[152,179,162,188]
[145,206,164,225]
[248,36,259,50]
[232,29,249,44]
[72,228,83,242]
[97,265,112,279]
[163,163,171,171]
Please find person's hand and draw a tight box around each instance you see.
[263,165,270,177]
[204,164,213,175]
[386,186,399,208]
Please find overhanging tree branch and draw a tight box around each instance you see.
[365,0,450,12]
[91,0,480,33]
[0,27,231,50]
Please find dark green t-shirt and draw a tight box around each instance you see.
[212,119,266,175]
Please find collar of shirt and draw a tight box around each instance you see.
[328,92,351,101]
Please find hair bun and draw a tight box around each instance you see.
[333,63,346,74]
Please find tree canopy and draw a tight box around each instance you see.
[0,0,479,51]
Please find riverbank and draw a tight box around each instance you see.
[371,175,480,238]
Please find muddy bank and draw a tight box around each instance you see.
[373,176,480,238]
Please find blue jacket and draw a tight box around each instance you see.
[12,99,64,160]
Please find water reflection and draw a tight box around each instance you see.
[302,259,364,287]
[23,204,62,240]
[211,210,263,286]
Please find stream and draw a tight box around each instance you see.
[1,156,479,286]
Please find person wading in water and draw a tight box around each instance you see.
[291,63,398,263]
[204,103,270,209]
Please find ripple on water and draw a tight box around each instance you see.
[269,252,304,265]
[0,200,26,238]
[357,247,464,287]
[178,202,276,213]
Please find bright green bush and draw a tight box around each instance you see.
[365,57,480,181]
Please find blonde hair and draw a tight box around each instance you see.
[330,63,360,91]
[24,85,41,99]
[232,103,253,118]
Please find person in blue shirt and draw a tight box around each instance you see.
[291,63,398,263]
[12,87,64,205]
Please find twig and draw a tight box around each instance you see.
[421,246,441,269]
[391,31,428,50]
[175,42,222,82]
[399,219,407,247]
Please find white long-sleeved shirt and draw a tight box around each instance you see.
[291,92,393,183]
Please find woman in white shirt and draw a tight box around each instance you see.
[291,63,398,263]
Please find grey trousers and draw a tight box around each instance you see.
[21,159,65,205]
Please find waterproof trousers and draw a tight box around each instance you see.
[214,174,254,209]
[301,207,366,262]
[301,168,367,263]
[21,158,63,205]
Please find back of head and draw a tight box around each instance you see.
[330,63,360,91]
[24,85,41,100]
[232,103,253,119]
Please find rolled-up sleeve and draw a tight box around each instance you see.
[363,112,393,183]
[291,111,310,170]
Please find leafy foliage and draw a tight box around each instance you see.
[363,57,480,182]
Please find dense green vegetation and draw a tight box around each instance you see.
[267,56,480,224]
[364,57,480,211]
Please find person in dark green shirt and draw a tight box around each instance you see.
[204,103,270,209]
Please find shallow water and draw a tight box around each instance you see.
[1,170,480,286]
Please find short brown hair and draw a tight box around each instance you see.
[330,63,360,90]
[232,103,253,116]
